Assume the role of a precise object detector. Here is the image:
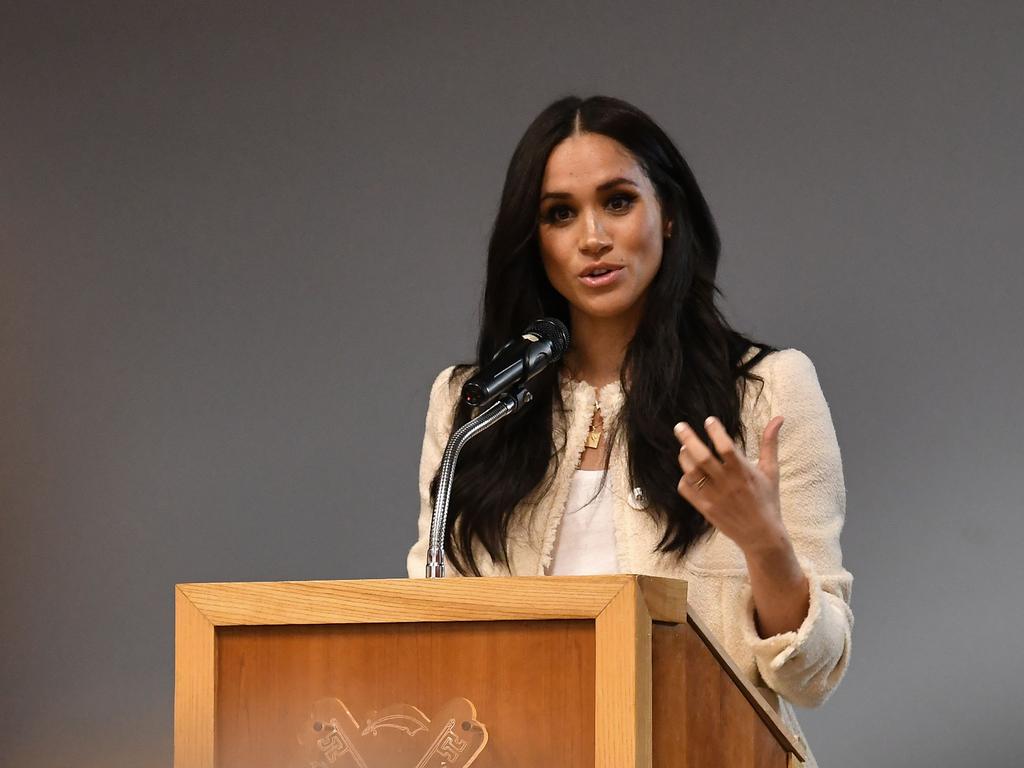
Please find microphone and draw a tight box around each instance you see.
[427,317,569,578]
[461,318,570,407]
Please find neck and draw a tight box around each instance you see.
[564,310,640,388]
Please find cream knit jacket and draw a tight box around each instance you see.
[407,349,853,765]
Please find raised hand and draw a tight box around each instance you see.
[674,415,810,637]
[673,415,787,555]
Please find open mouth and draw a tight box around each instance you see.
[579,265,624,287]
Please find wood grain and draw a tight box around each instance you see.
[636,576,687,623]
[176,575,802,767]
[215,620,595,767]
[179,574,683,627]
[595,579,653,768]
[651,621,792,768]
[174,586,215,768]
[686,610,803,760]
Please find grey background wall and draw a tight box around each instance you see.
[2,1,1022,765]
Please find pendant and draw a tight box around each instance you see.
[585,395,602,449]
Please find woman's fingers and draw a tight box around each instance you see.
[677,440,694,472]
[677,471,711,513]
[674,415,786,553]
[675,450,712,506]
[673,422,723,481]
[677,447,707,488]
[703,416,739,464]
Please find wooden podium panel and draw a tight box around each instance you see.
[216,620,595,767]
[652,621,792,768]
[175,575,803,768]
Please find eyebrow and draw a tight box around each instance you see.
[539,176,639,203]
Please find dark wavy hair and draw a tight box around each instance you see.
[432,95,775,575]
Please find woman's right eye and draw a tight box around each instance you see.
[543,206,574,224]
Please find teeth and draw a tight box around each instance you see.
[590,269,610,276]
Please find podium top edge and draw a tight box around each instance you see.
[175,574,687,625]
[176,573,663,588]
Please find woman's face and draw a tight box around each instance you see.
[538,132,669,327]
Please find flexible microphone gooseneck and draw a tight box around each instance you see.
[426,318,570,578]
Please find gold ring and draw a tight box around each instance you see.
[693,474,709,490]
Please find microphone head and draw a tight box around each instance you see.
[461,318,571,408]
[525,318,570,359]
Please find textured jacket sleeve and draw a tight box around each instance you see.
[406,366,459,578]
[736,349,853,708]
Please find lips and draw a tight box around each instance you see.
[579,264,624,288]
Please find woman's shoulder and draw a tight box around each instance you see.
[739,346,831,418]
[422,365,475,443]
[748,347,820,383]
[746,347,837,431]
[428,364,458,398]
[425,364,476,416]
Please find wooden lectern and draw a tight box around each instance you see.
[175,575,805,767]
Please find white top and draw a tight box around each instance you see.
[545,469,620,575]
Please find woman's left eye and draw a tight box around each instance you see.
[607,193,636,212]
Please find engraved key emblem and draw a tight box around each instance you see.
[291,697,487,768]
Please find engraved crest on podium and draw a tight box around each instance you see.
[291,696,488,767]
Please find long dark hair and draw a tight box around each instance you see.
[432,95,775,575]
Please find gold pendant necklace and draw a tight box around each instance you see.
[585,401,602,449]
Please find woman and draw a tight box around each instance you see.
[407,95,852,765]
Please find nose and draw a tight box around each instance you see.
[579,209,612,257]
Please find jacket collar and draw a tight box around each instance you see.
[558,374,626,423]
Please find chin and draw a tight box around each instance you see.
[572,297,640,321]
